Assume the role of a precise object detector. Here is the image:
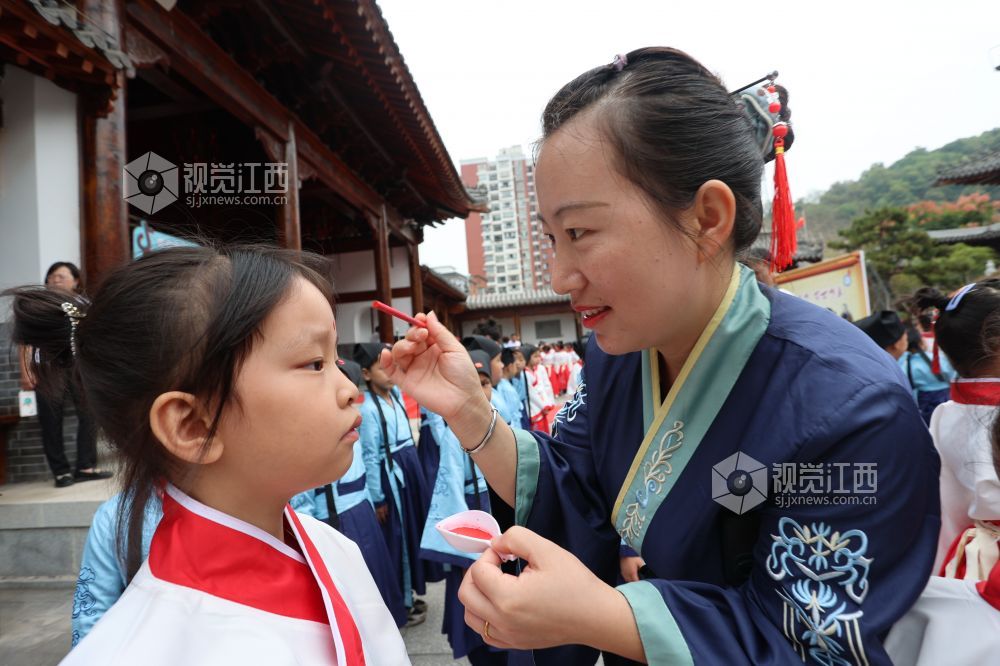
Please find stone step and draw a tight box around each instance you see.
[0,576,76,590]
[0,479,114,579]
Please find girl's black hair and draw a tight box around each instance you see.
[501,348,516,367]
[44,261,83,292]
[912,280,1000,378]
[541,47,792,255]
[6,244,334,580]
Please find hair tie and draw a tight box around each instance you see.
[61,301,86,357]
[945,283,976,312]
[611,53,628,72]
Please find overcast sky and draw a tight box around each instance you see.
[377,0,1000,274]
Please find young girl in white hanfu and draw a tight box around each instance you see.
[6,245,408,665]
[886,282,1000,665]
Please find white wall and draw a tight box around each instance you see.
[330,246,413,344]
[0,67,80,319]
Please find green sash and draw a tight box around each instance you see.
[612,264,771,553]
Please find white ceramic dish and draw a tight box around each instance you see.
[435,510,516,561]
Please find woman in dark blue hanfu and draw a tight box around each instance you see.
[382,47,940,666]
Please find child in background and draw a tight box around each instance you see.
[886,397,1000,665]
[512,347,531,430]
[525,344,556,433]
[311,358,407,628]
[900,325,955,424]
[419,350,507,666]
[909,283,1000,579]
[355,342,432,626]
[7,245,406,664]
[496,348,525,428]
[463,335,508,423]
[463,335,517,538]
[566,341,585,397]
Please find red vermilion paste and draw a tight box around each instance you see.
[451,526,493,540]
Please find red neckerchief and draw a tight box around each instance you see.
[950,378,1000,406]
[977,560,1000,612]
[150,487,365,665]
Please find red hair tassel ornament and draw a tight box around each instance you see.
[768,84,797,272]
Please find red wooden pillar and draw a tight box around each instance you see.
[279,121,301,250]
[408,241,424,314]
[80,0,128,289]
[373,207,393,343]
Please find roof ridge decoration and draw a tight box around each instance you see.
[29,0,134,76]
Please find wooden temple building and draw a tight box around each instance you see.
[0,0,481,481]
[928,151,1000,252]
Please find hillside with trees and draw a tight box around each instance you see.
[799,128,1000,241]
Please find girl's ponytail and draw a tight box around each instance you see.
[911,287,950,312]
[911,280,1000,378]
[4,286,89,397]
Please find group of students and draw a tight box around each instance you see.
[473,332,586,435]
[538,342,582,398]
[851,282,1000,663]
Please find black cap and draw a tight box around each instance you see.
[353,342,389,370]
[469,349,492,378]
[854,311,906,349]
[337,358,363,387]
[520,343,538,361]
[463,334,502,360]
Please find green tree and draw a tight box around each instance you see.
[930,243,996,286]
[832,207,997,304]
[831,208,944,284]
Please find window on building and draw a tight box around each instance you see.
[535,319,563,339]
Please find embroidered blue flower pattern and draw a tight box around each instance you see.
[72,566,99,620]
[766,517,873,666]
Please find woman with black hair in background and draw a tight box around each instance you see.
[19,261,111,487]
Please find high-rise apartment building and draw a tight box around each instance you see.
[461,146,553,294]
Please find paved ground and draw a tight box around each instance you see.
[0,580,467,665]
